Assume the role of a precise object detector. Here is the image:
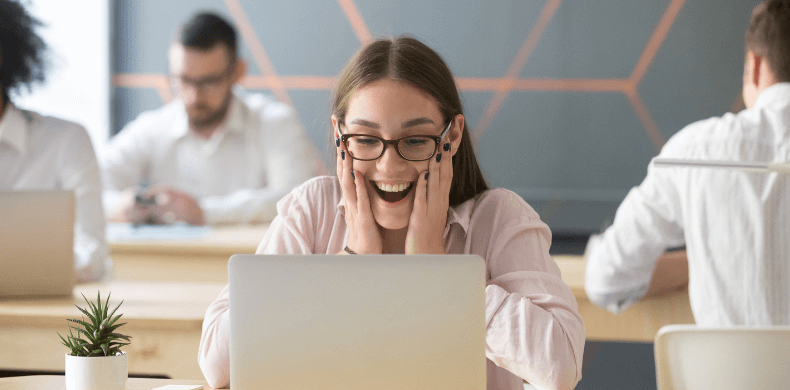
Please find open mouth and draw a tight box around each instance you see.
[371,181,415,203]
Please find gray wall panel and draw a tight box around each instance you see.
[639,0,760,140]
[238,1,360,76]
[354,0,547,78]
[520,0,668,79]
[112,0,762,233]
[478,91,655,192]
[112,87,165,134]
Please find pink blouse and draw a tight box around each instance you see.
[198,176,584,390]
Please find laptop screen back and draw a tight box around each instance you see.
[0,190,75,298]
[229,254,486,390]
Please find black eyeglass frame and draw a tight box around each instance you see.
[338,119,453,162]
[167,61,237,93]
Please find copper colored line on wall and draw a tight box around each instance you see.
[113,74,172,103]
[336,0,373,45]
[475,0,564,138]
[625,90,665,150]
[630,0,686,85]
[223,0,292,106]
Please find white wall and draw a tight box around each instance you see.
[12,0,111,151]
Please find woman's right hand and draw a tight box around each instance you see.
[337,137,382,254]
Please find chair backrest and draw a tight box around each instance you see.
[655,324,790,390]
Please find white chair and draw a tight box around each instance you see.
[654,324,790,390]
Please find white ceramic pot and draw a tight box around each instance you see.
[65,351,128,390]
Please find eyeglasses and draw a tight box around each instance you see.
[338,120,452,161]
[168,64,235,94]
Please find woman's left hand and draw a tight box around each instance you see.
[405,141,453,254]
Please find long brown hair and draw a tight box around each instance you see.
[332,36,489,206]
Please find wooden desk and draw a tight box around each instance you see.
[555,255,695,342]
[110,225,269,282]
[111,225,694,342]
[0,375,212,390]
[1,226,692,384]
[0,252,691,381]
[0,282,224,380]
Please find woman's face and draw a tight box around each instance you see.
[333,79,463,230]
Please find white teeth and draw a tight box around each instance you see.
[376,182,411,192]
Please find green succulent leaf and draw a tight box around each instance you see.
[64,291,131,357]
[106,314,123,329]
[106,304,124,330]
[108,333,132,341]
[66,318,93,331]
[74,305,95,323]
[75,328,98,344]
[80,293,97,314]
[58,332,73,349]
[103,292,111,319]
[106,322,127,333]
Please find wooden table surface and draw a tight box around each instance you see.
[108,225,694,342]
[109,224,268,256]
[0,282,225,380]
[0,220,697,385]
[0,375,213,390]
[554,254,694,342]
[1,228,694,380]
[109,225,268,283]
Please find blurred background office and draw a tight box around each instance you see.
[11,0,762,389]
[16,0,760,237]
[113,0,759,239]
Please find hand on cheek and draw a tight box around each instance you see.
[336,137,382,254]
[405,142,452,254]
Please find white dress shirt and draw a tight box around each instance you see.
[0,103,110,282]
[101,90,317,224]
[585,82,790,326]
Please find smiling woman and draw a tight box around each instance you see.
[198,36,585,390]
[333,78,462,237]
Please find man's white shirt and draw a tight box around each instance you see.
[0,104,110,282]
[585,83,790,326]
[101,89,318,224]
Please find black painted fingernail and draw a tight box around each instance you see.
[341,150,345,160]
[351,171,356,179]
[443,143,450,152]
[336,137,340,147]
[436,153,442,163]
[425,172,429,180]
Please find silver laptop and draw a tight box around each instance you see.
[229,254,486,390]
[0,191,75,298]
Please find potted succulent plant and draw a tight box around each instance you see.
[59,292,132,390]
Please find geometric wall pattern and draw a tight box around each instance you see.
[112,0,761,234]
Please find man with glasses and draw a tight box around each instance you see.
[102,12,316,225]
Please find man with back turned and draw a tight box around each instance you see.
[586,0,790,326]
